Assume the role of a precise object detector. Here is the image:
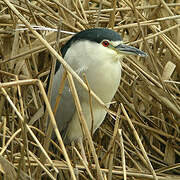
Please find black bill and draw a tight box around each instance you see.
[115,43,148,57]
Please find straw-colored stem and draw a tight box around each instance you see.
[67,71,104,180]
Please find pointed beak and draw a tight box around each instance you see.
[115,43,148,57]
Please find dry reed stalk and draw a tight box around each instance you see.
[0,79,71,178]
[0,0,180,179]
[118,129,127,180]
[0,81,58,172]
[84,3,180,13]
[37,80,76,179]
[121,103,158,180]
[73,146,94,179]
[107,105,120,180]
[95,0,103,27]
[67,71,104,180]
[53,71,67,115]
[82,73,95,137]
[0,36,71,65]
[107,0,117,29]
[45,161,180,180]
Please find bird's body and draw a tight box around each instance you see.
[50,28,147,144]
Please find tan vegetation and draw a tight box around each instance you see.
[0,0,180,179]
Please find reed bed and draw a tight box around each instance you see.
[0,0,180,179]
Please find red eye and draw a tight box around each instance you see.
[102,41,109,47]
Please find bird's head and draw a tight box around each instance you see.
[100,39,147,61]
[61,28,147,66]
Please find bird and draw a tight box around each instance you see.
[50,28,147,146]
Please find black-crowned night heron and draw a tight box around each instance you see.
[51,28,147,145]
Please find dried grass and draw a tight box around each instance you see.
[0,0,180,179]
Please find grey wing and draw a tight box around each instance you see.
[51,66,76,139]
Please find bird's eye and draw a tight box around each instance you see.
[102,40,109,47]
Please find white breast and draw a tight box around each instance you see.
[62,40,122,142]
